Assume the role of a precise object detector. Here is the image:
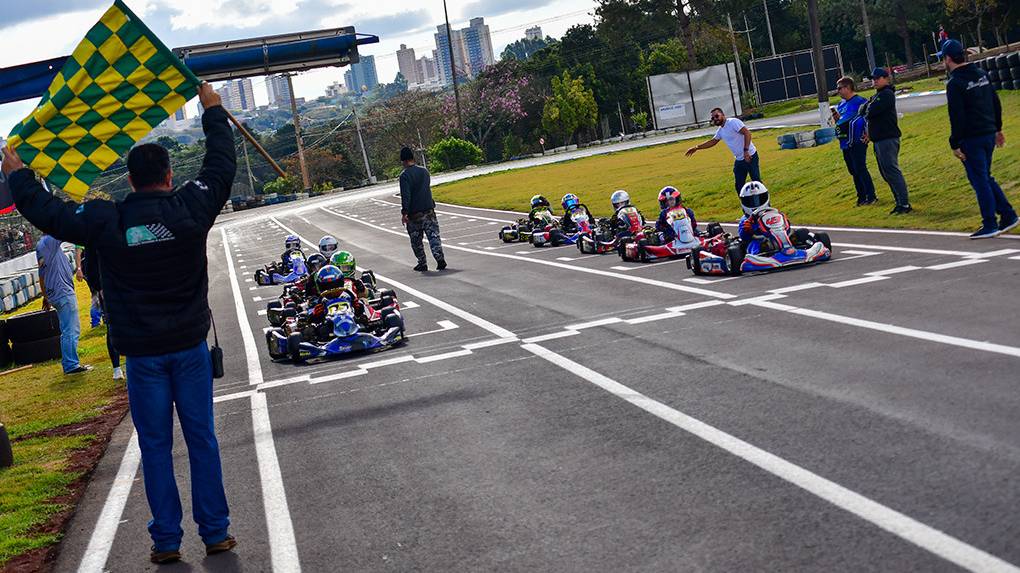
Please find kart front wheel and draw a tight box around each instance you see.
[287,333,304,362]
[266,329,285,359]
[690,247,705,275]
[727,244,745,276]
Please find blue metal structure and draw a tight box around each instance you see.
[0,28,379,105]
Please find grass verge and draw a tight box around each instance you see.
[434,92,1019,233]
[0,280,126,571]
[754,76,948,119]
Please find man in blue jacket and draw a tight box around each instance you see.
[939,39,1018,239]
[833,76,876,206]
[1,84,237,564]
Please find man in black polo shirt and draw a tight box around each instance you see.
[864,68,912,214]
[939,39,1018,239]
[399,146,447,272]
[2,84,237,563]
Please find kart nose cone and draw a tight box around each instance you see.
[333,313,359,337]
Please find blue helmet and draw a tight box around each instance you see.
[562,193,579,210]
[284,234,301,250]
[314,265,344,292]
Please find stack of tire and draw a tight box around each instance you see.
[0,270,41,313]
[978,51,1020,91]
[777,127,837,150]
[0,310,61,367]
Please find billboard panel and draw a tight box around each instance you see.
[646,62,741,130]
[752,45,843,104]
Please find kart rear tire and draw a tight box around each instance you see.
[705,222,724,237]
[287,333,303,362]
[814,231,832,250]
[727,243,745,276]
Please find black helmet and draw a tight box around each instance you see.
[531,195,550,208]
[306,253,328,275]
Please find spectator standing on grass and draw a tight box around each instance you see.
[685,107,761,194]
[399,146,447,272]
[3,84,236,564]
[938,39,1018,239]
[35,235,90,374]
[81,245,122,378]
[833,77,876,206]
[863,68,912,214]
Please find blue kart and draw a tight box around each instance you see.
[689,208,832,275]
[266,290,405,362]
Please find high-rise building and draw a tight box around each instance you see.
[325,81,347,98]
[215,78,256,112]
[396,44,419,84]
[434,18,493,85]
[344,54,379,93]
[525,26,543,41]
[266,74,292,107]
[462,17,494,78]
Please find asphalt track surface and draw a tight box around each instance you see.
[50,92,1020,572]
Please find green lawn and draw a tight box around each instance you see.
[434,92,1019,233]
[0,281,123,567]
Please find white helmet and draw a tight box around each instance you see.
[739,181,770,216]
[318,235,339,256]
[610,190,630,209]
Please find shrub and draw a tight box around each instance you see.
[263,176,299,195]
[427,137,483,172]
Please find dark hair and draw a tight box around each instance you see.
[836,76,856,91]
[710,107,724,116]
[127,143,171,189]
[400,147,414,162]
[949,52,967,65]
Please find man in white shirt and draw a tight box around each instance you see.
[685,107,761,194]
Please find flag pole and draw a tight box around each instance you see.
[223,110,287,178]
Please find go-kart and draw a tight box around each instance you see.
[254,252,308,286]
[688,208,831,275]
[265,271,393,327]
[576,215,619,254]
[533,210,593,247]
[618,222,724,262]
[498,218,536,243]
[266,288,405,362]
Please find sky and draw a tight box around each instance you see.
[0,0,599,136]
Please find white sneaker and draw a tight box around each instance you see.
[112,367,124,380]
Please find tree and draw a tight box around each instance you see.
[501,36,555,61]
[440,60,532,160]
[156,135,181,151]
[427,137,483,171]
[542,71,598,145]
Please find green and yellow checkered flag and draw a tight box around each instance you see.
[7,0,199,199]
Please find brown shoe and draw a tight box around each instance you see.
[150,547,181,564]
[205,535,237,556]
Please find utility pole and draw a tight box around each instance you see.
[727,15,747,96]
[762,0,777,56]
[807,0,830,127]
[744,14,760,105]
[443,0,464,134]
[617,101,627,136]
[353,92,373,183]
[286,73,311,191]
[860,0,877,72]
[241,137,256,197]
[416,127,428,171]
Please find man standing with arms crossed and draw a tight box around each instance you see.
[864,68,912,214]
[3,84,237,564]
[685,107,761,194]
[938,39,1018,239]
[399,146,447,272]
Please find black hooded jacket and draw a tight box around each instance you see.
[946,63,1002,150]
[10,106,236,356]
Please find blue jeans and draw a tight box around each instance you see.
[733,152,762,193]
[50,294,81,373]
[960,134,1016,230]
[126,341,230,551]
[89,294,102,327]
[842,144,876,203]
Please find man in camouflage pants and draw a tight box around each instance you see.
[399,147,447,271]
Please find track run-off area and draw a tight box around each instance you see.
[55,126,1020,571]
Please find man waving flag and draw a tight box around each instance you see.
[6,0,200,200]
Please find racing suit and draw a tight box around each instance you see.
[560,204,593,233]
[612,205,645,239]
[271,253,308,284]
[529,206,558,228]
[656,205,700,249]
[738,210,791,255]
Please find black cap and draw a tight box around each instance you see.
[400,147,414,162]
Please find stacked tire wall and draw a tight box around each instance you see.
[977,51,1020,91]
[0,309,61,367]
[0,269,42,313]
